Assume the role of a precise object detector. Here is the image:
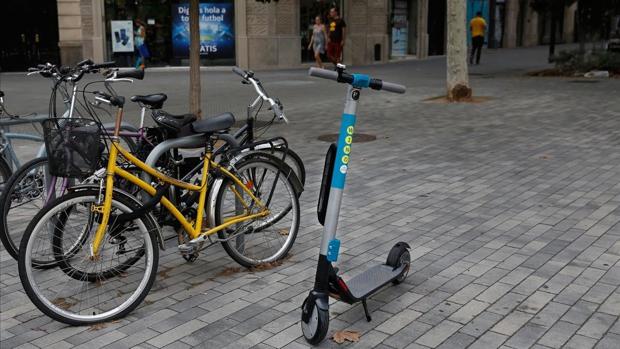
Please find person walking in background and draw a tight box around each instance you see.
[134,19,149,69]
[470,11,486,65]
[308,16,328,68]
[327,7,346,66]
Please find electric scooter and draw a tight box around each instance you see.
[301,65,410,344]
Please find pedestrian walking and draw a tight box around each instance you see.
[470,11,486,65]
[308,16,328,69]
[134,19,149,69]
[327,7,346,66]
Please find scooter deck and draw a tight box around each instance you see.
[346,264,406,300]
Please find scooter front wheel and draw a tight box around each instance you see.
[301,299,329,345]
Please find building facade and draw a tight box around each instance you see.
[0,0,585,71]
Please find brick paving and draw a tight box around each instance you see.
[1,45,619,348]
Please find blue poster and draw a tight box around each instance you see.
[172,2,235,59]
[467,0,489,46]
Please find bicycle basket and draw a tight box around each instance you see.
[43,118,103,178]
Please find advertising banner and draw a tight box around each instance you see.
[111,20,134,53]
[171,2,235,59]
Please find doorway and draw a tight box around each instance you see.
[427,0,446,55]
[0,0,60,71]
[300,0,343,63]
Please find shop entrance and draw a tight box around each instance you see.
[427,0,446,55]
[300,0,343,63]
[0,0,59,71]
[390,0,417,58]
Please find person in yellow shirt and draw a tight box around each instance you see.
[470,12,487,65]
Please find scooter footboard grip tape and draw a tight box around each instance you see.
[327,239,341,262]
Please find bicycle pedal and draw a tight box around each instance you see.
[178,243,197,255]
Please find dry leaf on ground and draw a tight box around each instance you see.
[332,330,361,344]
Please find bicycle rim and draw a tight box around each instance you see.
[19,192,157,324]
[216,159,299,267]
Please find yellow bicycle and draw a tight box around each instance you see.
[18,95,300,325]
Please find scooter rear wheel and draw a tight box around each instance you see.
[301,300,329,345]
[386,242,411,284]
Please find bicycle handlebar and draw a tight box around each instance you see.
[112,68,144,80]
[308,67,406,94]
[232,66,247,78]
[232,67,287,123]
[91,61,117,69]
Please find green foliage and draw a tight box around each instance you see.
[555,49,620,73]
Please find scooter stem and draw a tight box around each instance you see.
[314,84,360,291]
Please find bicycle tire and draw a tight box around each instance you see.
[0,155,12,194]
[257,147,306,187]
[0,157,63,263]
[214,157,300,267]
[18,188,159,325]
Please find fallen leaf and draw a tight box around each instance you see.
[332,330,360,344]
[51,298,77,310]
[158,266,173,279]
[216,266,243,276]
[88,323,108,331]
[279,229,289,236]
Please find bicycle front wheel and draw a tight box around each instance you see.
[214,158,300,267]
[18,189,159,325]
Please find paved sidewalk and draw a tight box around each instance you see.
[1,45,619,348]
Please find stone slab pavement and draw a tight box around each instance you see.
[1,44,619,348]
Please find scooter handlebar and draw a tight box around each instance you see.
[308,67,406,94]
[380,81,406,94]
[308,67,339,81]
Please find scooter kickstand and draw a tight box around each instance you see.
[362,298,372,322]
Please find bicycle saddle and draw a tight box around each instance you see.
[131,94,167,109]
[191,112,235,134]
[151,109,197,132]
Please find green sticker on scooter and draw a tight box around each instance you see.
[327,239,340,262]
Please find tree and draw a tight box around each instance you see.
[446,0,471,101]
[189,0,201,118]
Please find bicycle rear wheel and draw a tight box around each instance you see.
[0,157,67,263]
[18,189,159,325]
[214,157,300,267]
[0,155,12,195]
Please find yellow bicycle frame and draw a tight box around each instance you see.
[89,108,270,257]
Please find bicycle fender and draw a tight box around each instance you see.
[206,154,303,229]
[67,184,165,250]
[229,151,304,195]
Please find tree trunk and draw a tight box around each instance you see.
[189,0,201,118]
[446,0,471,101]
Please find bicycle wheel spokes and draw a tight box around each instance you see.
[217,159,299,267]
[20,192,157,324]
[1,157,67,263]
